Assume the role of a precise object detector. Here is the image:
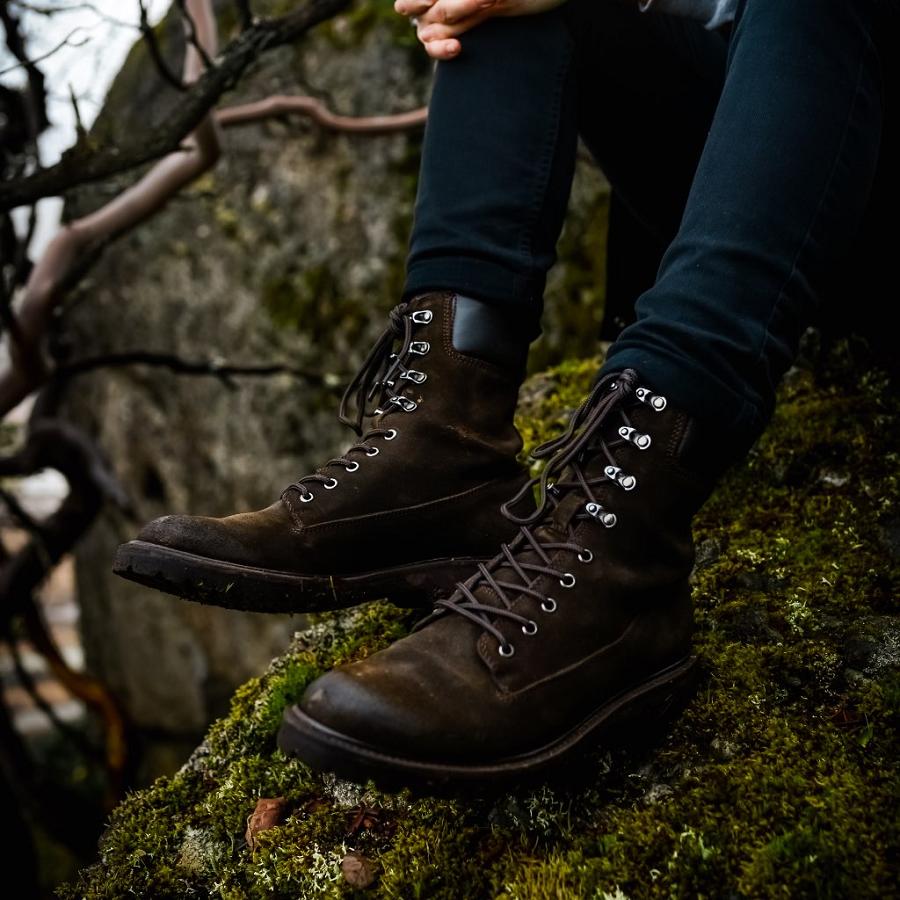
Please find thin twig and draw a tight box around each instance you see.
[10,0,134,22]
[137,0,185,91]
[0,0,353,211]
[5,637,100,762]
[54,350,343,391]
[68,82,86,139]
[177,0,214,69]
[0,28,88,77]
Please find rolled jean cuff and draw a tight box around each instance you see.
[403,258,545,338]
[600,345,767,458]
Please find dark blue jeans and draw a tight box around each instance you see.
[404,0,892,450]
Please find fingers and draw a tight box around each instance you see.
[393,0,437,16]
[421,0,497,24]
[397,0,494,61]
[415,15,481,42]
[422,37,462,60]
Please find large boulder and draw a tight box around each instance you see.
[61,348,900,898]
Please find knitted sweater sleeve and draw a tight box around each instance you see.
[639,0,738,29]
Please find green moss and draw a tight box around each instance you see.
[62,346,900,899]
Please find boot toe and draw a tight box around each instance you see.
[297,626,505,761]
[136,514,243,560]
[135,502,298,569]
[300,665,442,755]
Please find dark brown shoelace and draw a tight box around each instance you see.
[286,303,431,502]
[418,370,666,656]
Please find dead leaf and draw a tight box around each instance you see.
[347,803,382,836]
[245,797,289,852]
[340,851,379,889]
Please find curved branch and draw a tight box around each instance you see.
[0,0,222,417]
[0,419,131,803]
[217,94,427,134]
[0,0,352,212]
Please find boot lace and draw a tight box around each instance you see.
[418,370,667,657]
[284,304,432,503]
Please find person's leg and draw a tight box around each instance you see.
[563,0,729,338]
[604,0,885,453]
[404,1,729,347]
[281,0,890,788]
[403,10,579,346]
[116,2,723,618]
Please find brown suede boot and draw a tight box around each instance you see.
[278,368,720,790]
[113,293,531,612]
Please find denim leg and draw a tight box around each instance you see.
[403,11,578,339]
[604,0,885,446]
[403,2,728,342]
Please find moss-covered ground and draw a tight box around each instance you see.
[61,347,899,899]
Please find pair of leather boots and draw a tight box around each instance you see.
[115,292,717,792]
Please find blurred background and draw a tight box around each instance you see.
[0,1,614,894]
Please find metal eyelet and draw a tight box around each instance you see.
[577,549,593,564]
[403,370,427,384]
[585,502,617,528]
[559,573,576,589]
[323,478,338,490]
[299,493,314,503]
[636,387,667,411]
[605,465,637,491]
[411,310,433,324]
[365,446,380,457]
[344,461,359,473]
[498,643,515,658]
[541,597,558,614]
[410,341,430,355]
[383,429,398,441]
[390,396,418,413]
[521,620,538,636]
[618,426,652,450]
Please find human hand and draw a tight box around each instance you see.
[394,0,568,61]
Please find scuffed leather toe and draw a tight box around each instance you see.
[299,620,512,761]
[135,502,303,570]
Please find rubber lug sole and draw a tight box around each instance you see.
[277,655,699,795]
[112,540,483,613]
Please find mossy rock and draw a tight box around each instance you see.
[61,349,899,899]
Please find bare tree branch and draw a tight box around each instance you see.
[0,0,222,415]
[0,26,89,77]
[0,420,131,798]
[0,0,353,212]
[137,0,186,91]
[0,0,423,416]
[217,93,427,133]
[54,350,343,390]
[0,0,49,139]
[177,0,214,69]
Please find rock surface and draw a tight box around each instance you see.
[55,1,608,734]
[61,349,900,898]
